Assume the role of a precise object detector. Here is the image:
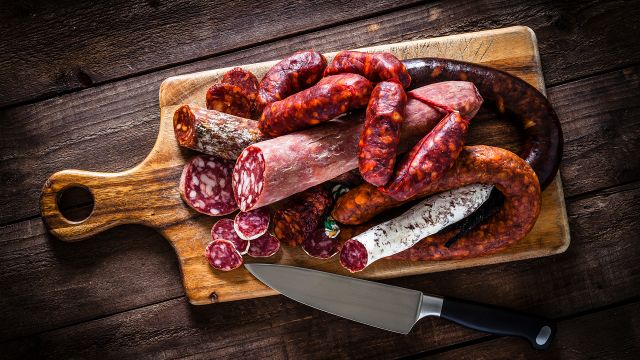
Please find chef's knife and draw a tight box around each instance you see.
[245,263,555,350]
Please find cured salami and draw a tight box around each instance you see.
[302,229,339,259]
[256,50,327,111]
[272,186,333,247]
[179,155,237,216]
[247,233,280,257]
[258,74,373,137]
[222,67,259,102]
[211,218,249,254]
[204,239,243,271]
[324,51,412,88]
[358,81,407,187]
[206,83,254,118]
[232,81,483,212]
[380,111,470,201]
[173,104,266,160]
[339,184,492,272]
[234,207,270,240]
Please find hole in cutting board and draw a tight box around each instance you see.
[57,186,94,222]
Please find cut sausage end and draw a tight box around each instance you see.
[204,240,243,271]
[173,104,197,148]
[339,239,368,272]
[232,146,265,212]
[180,155,238,216]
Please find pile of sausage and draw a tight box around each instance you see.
[173,49,563,273]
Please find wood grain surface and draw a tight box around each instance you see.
[39,26,570,305]
[2,0,639,358]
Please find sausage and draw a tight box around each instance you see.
[272,186,333,247]
[211,218,250,255]
[403,58,562,190]
[403,58,563,243]
[247,233,281,257]
[256,50,327,111]
[324,50,411,88]
[206,83,254,118]
[358,81,407,187]
[232,81,483,212]
[339,184,493,272]
[340,145,541,263]
[222,67,259,102]
[233,207,270,241]
[173,104,266,160]
[380,111,470,201]
[258,74,373,137]
[205,239,243,271]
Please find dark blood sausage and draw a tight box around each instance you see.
[302,229,340,259]
[403,58,562,190]
[272,186,333,247]
[179,155,237,216]
[380,111,470,201]
[403,58,563,243]
[211,218,249,254]
[256,50,327,111]
[206,83,254,118]
[173,104,267,160]
[205,239,243,271]
[247,233,280,257]
[233,81,482,212]
[338,145,541,265]
[222,67,259,102]
[358,81,407,187]
[324,50,411,88]
[258,74,373,137]
[234,207,270,240]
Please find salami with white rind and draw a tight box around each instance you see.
[179,155,238,216]
[232,81,482,211]
[247,233,280,258]
[234,207,270,240]
[204,239,243,271]
[211,218,249,254]
[340,184,493,272]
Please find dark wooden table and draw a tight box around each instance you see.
[1,1,639,358]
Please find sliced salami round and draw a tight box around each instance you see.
[204,239,243,271]
[211,218,249,254]
[234,207,270,240]
[247,233,280,258]
[302,229,339,259]
[179,155,237,216]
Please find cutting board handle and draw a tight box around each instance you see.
[40,168,142,242]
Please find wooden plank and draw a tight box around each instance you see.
[2,0,640,107]
[0,0,420,107]
[1,175,638,355]
[426,302,640,359]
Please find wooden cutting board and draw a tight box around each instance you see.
[40,26,570,305]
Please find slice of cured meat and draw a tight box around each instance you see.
[204,239,243,271]
[179,155,237,216]
[234,207,270,240]
[211,218,249,254]
[302,229,339,259]
[247,233,280,258]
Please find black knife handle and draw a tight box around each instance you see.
[440,297,555,350]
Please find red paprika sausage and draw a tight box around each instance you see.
[380,111,470,201]
[222,67,259,102]
[258,74,373,137]
[206,83,254,119]
[324,50,412,88]
[256,50,327,111]
[358,81,407,187]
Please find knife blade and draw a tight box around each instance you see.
[245,263,555,350]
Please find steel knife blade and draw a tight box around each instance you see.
[245,263,555,350]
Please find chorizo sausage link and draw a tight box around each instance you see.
[358,81,407,187]
[325,50,412,88]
